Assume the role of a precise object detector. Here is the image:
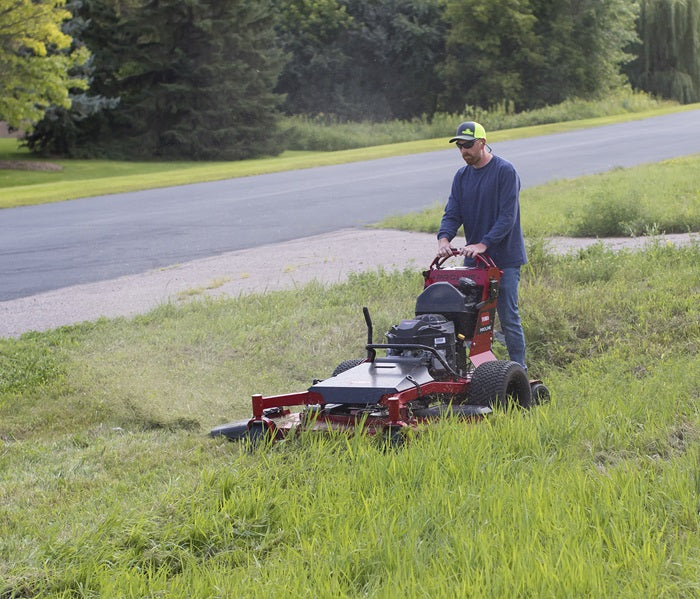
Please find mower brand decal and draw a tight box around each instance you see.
[478,323,492,334]
[481,315,490,323]
[434,337,446,345]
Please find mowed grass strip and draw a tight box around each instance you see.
[1,242,698,597]
[2,101,698,208]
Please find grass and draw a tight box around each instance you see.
[377,153,700,237]
[2,99,699,209]
[1,95,699,595]
[1,241,699,596]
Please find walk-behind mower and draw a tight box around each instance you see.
[211,251,549,445]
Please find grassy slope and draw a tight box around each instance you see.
[2,102,699,209]
[1,106,699,595]
[1,242,698,597]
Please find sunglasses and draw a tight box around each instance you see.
[456,139,479,150]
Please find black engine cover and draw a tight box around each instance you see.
[385,314,456,370]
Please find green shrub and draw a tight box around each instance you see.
[573,191,646,236]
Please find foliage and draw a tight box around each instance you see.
[529,0,639,106]
[626,0,700,104]
[16,0,695,157]
[440,0,639,112]
[281,88,671,151]
[22,0,121,155]
[0,0,89,130]
[439,0,540,112]
[275,0,446,121]
[22,0,285,159]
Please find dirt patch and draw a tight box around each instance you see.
[0,160,63,172]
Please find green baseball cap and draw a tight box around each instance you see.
[449,121,486,143]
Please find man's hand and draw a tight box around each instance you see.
[437,238,454,257]
[460,243,487,258]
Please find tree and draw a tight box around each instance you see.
[274,0,354,117]
[23,0,120,155]
[27,0,285,159]
[0,0,88,130]
[626,0,700,103]
[109,0,285,159]
[530,0,639,106]
[340,0,446,120]
[438,0,540,113]
[439,0,638,113]
[275,0,446,121]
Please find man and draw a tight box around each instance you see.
[436,121,528,370]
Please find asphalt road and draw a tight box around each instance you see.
[2,109,700,301]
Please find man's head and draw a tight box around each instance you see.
[449,121,486,144]
[450,121,489,167]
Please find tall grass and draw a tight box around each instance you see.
[1,242,698,596]
[281,88,677,151]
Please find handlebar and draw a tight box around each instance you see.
[429,249,498,270]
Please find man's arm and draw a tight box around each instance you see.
[481,166,520,248]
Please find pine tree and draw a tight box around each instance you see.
[103,0,284,159]
[26,0,285,159]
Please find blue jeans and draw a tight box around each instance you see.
[497,267,526,370]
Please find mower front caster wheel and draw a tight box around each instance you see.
[382,425,407,448]
[246,423,273,448]
[530,382,550,405]
[332,358,366,377]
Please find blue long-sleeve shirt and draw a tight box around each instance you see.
[437,154,527,268]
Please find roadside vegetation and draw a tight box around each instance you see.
[379,153,700,237]
[1,154,699,594]
[2,93,698,209]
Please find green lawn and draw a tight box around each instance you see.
[2,102,699,209]
[378,153,700,237]
[1,103,699,596]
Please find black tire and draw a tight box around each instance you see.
[468,360,532,409]
[332,358,366,377]
[382,425,407,449]
[246,422,272,449]
[530,382,551,405]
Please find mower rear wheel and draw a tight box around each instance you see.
[332,358,366,377]
[468,360,532,409]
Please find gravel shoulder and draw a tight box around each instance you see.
[1,228,695,338]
